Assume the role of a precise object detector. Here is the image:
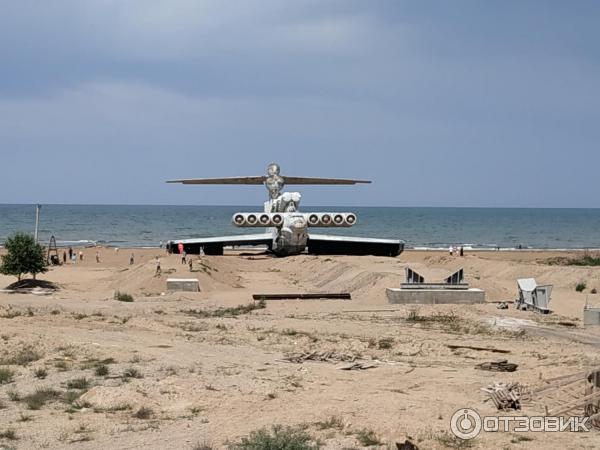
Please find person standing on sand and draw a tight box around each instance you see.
[68,247,73,260]
[460,246,464,257]
[155,257,161,276]
[71,252,77,264]
[129,253,135,265]
[63,251,67,263]
[181,251,187,264]
[79,251,84,261]
[188,258,193,272]
[96,251,100,263]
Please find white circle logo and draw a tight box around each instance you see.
[450,408,482,440]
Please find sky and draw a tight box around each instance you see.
[0,1,599,207]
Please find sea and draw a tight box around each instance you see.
[0,204,599,250]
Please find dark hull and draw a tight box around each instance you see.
[307,239,403,257]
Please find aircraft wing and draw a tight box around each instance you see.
[283,177,370,185]
[166,176,370,185]
[166,176,266,185]
[307,233,404,257]
[168,233,273,255]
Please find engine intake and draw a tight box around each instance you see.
[303,212,357,227]
[232,212,357,228]
[232,212,285,227]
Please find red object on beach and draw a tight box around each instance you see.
[178,243,184,254]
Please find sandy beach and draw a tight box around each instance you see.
[1,248,600,449]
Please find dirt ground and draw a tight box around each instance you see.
[1,248,600,449]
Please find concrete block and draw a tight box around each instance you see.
[584,307,600,327]
[166,278,200,292]
[386,288,485,305]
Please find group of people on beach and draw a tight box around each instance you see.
[449,246,464,257]
[60,247,138,266]
[62,247,85,264]
[56,242,196,276]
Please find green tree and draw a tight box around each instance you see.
[0,232,47,281]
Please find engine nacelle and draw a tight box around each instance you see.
[232,212,357,228]
[232,212,284,227]
[305,212,357,227]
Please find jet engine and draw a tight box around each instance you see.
[305,212,357,227]
[232,213,284,227]
[233,212,356,228]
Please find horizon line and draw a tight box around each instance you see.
[1,203,599,210]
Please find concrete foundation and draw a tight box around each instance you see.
[386,288,485,305]
[584,307,600,327]
[166,278,200,292]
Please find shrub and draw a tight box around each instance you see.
[23,387,61,410]
[63,390,81,405]
[114,291,134,302]
[133,406,154,419]
[95,364,109,376]
[356,429,381,447]
[0,368,15,384]
[33,368,47,379]
[66,377,89,390]
[576,282,587,293]
[377,337,394,349]
[229,425,319,450]
[122,367,142,379]
[0,428,17,440]
[0,347,41,366]
[315,416,344,430]
[0,232,47,281]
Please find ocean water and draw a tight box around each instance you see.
[0,204,599,250]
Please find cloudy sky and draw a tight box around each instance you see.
[1,1,598,207]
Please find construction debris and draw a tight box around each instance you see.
[279,351,357,364]
[253,292,351,300]
[516,278,552,314]
[527,369,600,426]
[339,362,378,370]
[475,359,518,372]
[481,368,600,428]
[481,382,525,410]
[446,344,510,354]
[496,301,509,309]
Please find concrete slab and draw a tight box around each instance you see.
[584,307,600,327]
[166,278,200,292]
[386,287,485,304]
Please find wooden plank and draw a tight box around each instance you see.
[531,376,585,395]
[446,344,510,354]
[548,390,600,416]
[253,293,351,300]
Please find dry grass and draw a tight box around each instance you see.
[182,300,266,319]
[0,346,42,365]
